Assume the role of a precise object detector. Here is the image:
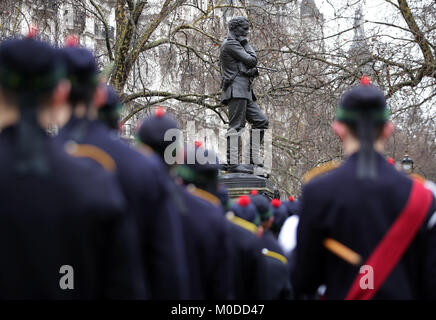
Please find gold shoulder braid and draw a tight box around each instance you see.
[226,211,258,234]
[65,141,117,172]
[302,160,341,184]
[187,184,221,206]
[323,238,362,266]
[262,248,288,264]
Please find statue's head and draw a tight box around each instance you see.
[228,16,249,37]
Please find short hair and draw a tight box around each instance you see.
[228,16,249,31]
[340,120,385,140]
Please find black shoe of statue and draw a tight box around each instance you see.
[227,164,254,174]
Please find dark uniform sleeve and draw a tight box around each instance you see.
[224,39,258,68]
[276,261,294,300]
[102,207,147,299]
[208,215,234,300]
[422,196,436,298]
[141,165,190,299]
[96,173,147,299]
[250,240,269,300]
[291,184,327,297]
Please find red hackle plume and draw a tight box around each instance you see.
[238,195,251,207]
[271,198,281,208]
[155,106,165,118]
[65,35,80,47]
[360,75,371,86]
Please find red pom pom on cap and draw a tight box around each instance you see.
[194,141,203,148]
[387,157,395,166]
[155,106,165,118]
[288,196,294,202]
[27,25,38,39]
[250,190,258,196]
[271,198,281,208]
[238,195,251,207]
[65,35,80,47]
[360,75,371,86]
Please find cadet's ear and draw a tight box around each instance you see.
[93,83,108,109]
[50,80,71,108]
[332,120,347,141]
[381,121,394,140]
[257,225,264,238]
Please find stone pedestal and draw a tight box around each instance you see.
[218,172,278,200]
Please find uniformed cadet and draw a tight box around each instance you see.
[284,195,301,217]
[229,194,260,228]
[0,35,144,299]
[137,110,233,299]
[292,76,436,299]
[250,191,273,234]
[175,142,223,197]
[225,195,268,300]
[174,183,233,299]
[174,144,268,300]
[271,199,288,238]
[256,198,293,300]
[56,43,190,299]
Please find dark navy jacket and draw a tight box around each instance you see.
[175,184,233,299]
[0,125,144,299]
[226,217,268,299]
[260,230,293,300]
[292,151,436,299]
[58,118,189,299]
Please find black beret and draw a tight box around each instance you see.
[176,143,221,186]
[184,142,221,172]
[336,76,389,123]
[284,199,301,217]
[137,107,179,156]
[0,37,62,92]
[58,46,98,86]
[230,195,260,226]
[251,194,272,222]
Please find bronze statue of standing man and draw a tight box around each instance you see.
[220,16,269,174]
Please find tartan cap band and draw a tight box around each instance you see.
[336,106,389,122]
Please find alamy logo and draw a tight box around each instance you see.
[359,265,374,290]
[161,121,272,169]
[59,265,74,290]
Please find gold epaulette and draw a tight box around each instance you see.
[302,160,341,184]
[187,185,221,206]
[409,173,426,185]
[262,248,288,265]
[226,212,258,234]
[65,141,117,172]
[323,238,362,266]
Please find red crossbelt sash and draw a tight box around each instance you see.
[345,180,433,300]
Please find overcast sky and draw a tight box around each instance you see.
[316,0,403,43]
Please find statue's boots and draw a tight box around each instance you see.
[226,134,253,174]
[249,128,265,168]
